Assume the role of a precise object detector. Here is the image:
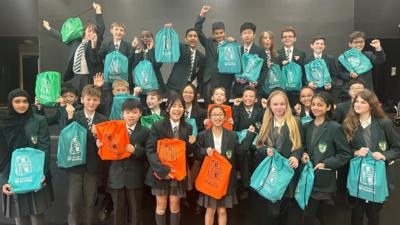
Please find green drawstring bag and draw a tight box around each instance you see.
[8,148,45,194]
[61,17,84,44]
[35,71,61,106]
[57,121,87,168]
[133,60,159,93]
[305,59,332,88]
[283,62,303,91]
[235,54,264,82]
[295,161,315,209]
[218,41,242,74]
[155,27,180,63]
[104,51,129,83]
[338,48,373,75]
[263,64,286,94]
[140,114,164,129]
[109,94,140,120]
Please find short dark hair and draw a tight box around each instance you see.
[349,31,365,43]
[240,22,256,34]
[122,99,142,112]
[242,85,257,95]
[348,79,366,88]
[185,28,197,37]
[61,85,78,96]
[281,26,296,38]
[212,22,225,32]
[311,36,326,44]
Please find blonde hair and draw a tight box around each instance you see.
[256,90,301,151]
[110,22,126,30]
[112,80,129,90]
[81,84,101,99]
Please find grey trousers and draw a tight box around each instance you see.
[109,187,144,225]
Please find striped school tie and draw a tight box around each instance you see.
[73,41,87,73]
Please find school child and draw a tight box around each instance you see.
[143,90,166,117]
[204,87,234,130]
[42,2,104,95]
[343,89,400,225]
[65,84,108,225]
[335,79,366,124]
[232,86,264,199]
[277,27,306,107]
[195,105,256,225]
[293,86,315,124]
[258,31,281,99]
[96,99,149,225]
[233,22,264,98]
[166,27,205,97]
[254,90,303,225]
[35,85,82,128]
[304,36,339,93]
[301,92,352,225]
[145,95,197,225]
[194,5,236,104]
[338,31,385,100]
[1,89,53,225]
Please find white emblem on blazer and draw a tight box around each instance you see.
[318,143,327,153]
[378,141,387,151]
[30,135,38,145]
[226,150,232,159]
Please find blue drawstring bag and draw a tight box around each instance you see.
[250,148,294,202]
[109,94,140,120]
[347,152,389,203]
[305,59,332,88]
[263,64,286,94]
[282,62,303,91]
[295,161,315,209]
[155,27,180,63]
[133,60,159,93]
[8,148,45,194]
[301,115,313,125]
[104,51,129,83]
[235,129,248,144]
[185,118,198,137]
[338,48,373,75]
[235,54,263,82]
[218,41,242,74]
[35,71,62,107]
[57,121,87,168]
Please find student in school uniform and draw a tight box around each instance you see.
[145,95,197,225]
[335,79,366,124]
[232,22,264,98]
[42,3,104,95]
[254,90,303,225]
[97,99,149,225]
[301,92,352,225]
[337,31,385,101]
[1,89,54,225]
[277,27,306,107]
[293,86,315,125]
[203,87,234,130]
[258,31,281,99]
[166,27,205,98]
[194,5,236,104]
[343,89,400,225]
[65,84,108,225]
[195,105,256,225]
[304,36,339,93]
[143,90,166,117]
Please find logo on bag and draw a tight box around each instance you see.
[207,159,222,180]
[164,144,177,161]
[266,165,277,184]
[224,47,234,61]
[360,163,375,189]
[40,78,51,100]
[348,56,361,67]
[69,136,82,161]
[226,150,232,159]
[269,70,279,85]
[287,70,295,84]
[318,143,327,153]
[311,65,323,81]
[31,135,38,145]
[15,156,32,176]
[163,36,172,55]
[378,141,387,151]
[105,134,121,154]
[245,58,256,74]
[109,59,121,77]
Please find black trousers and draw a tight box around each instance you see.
[304,197,333,225]
[351,198,383,225]
[109,187,144,225]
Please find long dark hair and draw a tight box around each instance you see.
[162,94,189,136]
[181,83,199,104]
[311,91,334,120]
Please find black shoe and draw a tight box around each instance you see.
[193,204,202,215]
[239,190,249,200]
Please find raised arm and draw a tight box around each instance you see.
[194,5,211,46]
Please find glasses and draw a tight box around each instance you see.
[352,40,365,44]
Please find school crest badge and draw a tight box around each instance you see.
[318,143,327,153]
[226,150,232,159]
[378,141,387,151]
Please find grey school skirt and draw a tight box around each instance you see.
[151,180,186,198]
[198,192,238,209]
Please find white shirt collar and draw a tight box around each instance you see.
[284,46,294,52]
[114,40,121,46]
[84,111,95,120]
[360,116,372,128]
[170,119,180,129]
[273,118,285,128]
[244,43,253,52]
[314,52,323,59]
[151,107,161,116]
[126,123,137,131]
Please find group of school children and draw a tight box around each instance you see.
[0,3,398,225]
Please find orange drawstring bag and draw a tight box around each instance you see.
[157,138,187,181]
[96,120,131,160]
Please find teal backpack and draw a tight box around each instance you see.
[155,27,180,63]
[263,64,286,94]
[295,161,315,209]
[338,48,373,75]
[57,121,87,168]
[109,94,140,120]
[185,118,198,137]
[8,148,45,194]
[61,17,84,44]
[133,60,159,93]
[305,59,332,88]
[282,62,303,91]
[347,153,389,203]
[35,71,61,107]
[250,148,294,202]
[235,54,263,82]
[104,51,129,83]
[218,41,242,74]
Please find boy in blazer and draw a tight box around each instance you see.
[166,27,205,97]
[104,99,149,225]
[66,84,108,225]
[42,3,104,95]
